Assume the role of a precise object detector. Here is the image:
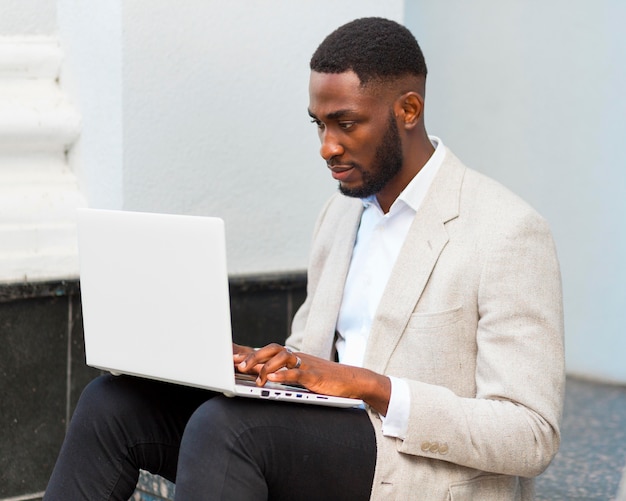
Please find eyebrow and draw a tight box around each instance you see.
[307,108,357,121]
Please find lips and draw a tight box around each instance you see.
[329,164,356,182]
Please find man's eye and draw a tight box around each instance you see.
[310,119,324,130]
[339,122,355,130]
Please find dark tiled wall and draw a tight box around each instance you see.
[0,273,306,501]
[229,273,307,347]
[0,281,97,500]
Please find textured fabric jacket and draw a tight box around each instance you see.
[285,147,565,500]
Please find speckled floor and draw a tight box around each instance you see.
[132,377,626,501]
[536,377,626,500]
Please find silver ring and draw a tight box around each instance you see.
[294,356,302,369]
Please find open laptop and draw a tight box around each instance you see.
[76,208,362,408]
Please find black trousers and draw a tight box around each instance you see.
[43,374,377,500]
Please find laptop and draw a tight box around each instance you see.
[76,208,362,408]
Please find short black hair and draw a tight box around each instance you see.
[310,17,427,86]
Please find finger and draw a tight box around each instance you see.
[266,367,303,385]
[255,349,295,380]
[232,343,246,354]
[255,348,304,385]
[293,355,302,369]
[238,343,283,371]
[279,347,302,369]
[232,343,255,361]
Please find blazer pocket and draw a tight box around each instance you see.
[405,306,463,331]
[448,474,521,501]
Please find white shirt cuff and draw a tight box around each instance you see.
[380,376,410,439]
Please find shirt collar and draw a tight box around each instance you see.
[362,136,445,214]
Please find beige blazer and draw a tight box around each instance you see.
[285,147,565,501]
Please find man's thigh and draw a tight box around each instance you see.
[44,374,216,501]
[176,396,377,501]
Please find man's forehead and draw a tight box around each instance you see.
[309,70,362,93]
[308,70,378,113]
[309,70,424,103]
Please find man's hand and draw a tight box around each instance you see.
[232,343,254,358]
[232,343,263,374]
[234,343,391,415]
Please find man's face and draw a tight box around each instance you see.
[308,71,404,199]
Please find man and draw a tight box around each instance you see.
[45,17,564,500]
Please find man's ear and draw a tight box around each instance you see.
[395,92,423,130]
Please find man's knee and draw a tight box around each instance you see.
[182,396,243,445]
[72,374,165,437]
[180,396,274,465]
[76,375,138,417]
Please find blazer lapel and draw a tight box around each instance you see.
[301,197,363,359]
[363,151,466,373]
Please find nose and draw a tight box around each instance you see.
[319,130,344,161]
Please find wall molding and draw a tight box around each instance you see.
[0,36,61,79]
[0,36,85,284]
[0,37,79,150]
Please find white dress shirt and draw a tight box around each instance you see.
[335,136,445,438]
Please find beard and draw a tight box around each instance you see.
[338,112,404,199]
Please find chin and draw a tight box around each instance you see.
[339,183,370,199]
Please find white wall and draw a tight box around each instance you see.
[58,0,404,275]
[0,0,56,35]
[405,1,626,382]
[57,1,124,210]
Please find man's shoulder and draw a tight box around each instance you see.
[441,147,543,218]
[464,167,542,220]
[431,147,552,240]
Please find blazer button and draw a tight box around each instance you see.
[429,442,439,453]
[421,441,431,452]
[439,443,449,455]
